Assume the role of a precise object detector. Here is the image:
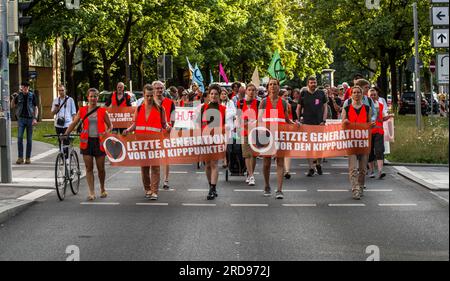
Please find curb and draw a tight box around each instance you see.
[396,171,449,191]
[0,199,35,225]
[385,161,449,168]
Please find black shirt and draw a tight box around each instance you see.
[300,89,327,125]
[328,97,342,119]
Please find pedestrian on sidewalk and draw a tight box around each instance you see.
[237,83,260,186]
[64,88,112,201]
[51,85,76,157]
[200,84,227,200]
[368,87,394,180]
[12,81,39,165]
[296,76,328,177]
[123,84,171,200]
[259,78,294,199]
[341,86,374,200]
[153,81,176,191]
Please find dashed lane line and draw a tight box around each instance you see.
[230,204,269,207]
[136,203,169,206]
[282,204,317,207]
[80,202,120,205]
[182,203,217,207]
[328,204,366,207]
[378,203,418,207]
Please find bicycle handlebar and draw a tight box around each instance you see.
[43,134,80,138]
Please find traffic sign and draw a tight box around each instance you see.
[432,28,449,48]
[431,0,449,3]
[437,54,449,84]
[432,7,449,26]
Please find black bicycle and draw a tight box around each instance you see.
[44,134,81,201]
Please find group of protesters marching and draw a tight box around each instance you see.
[33,71,392,202]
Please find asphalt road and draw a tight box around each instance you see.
[0,158,448,261]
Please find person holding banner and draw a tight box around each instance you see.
[341,86,374,200]
[368,87,394,180]
[154,81,176,190]
[106,82,132,134]
[63,88,112,201]
[258,78,294,199]
[123,84,171,200]
[237,83,260,186]
[200,84,226,200]
[280,89,295,180]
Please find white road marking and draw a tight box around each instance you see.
[340,173,349,175]
[332,164,348,167]
[13,178,54,182]
[282,204,317,207]
[318,189,349,192]
[196,172,223,174]
[270,172,297,175]
[234,189,307,192]
[169,171,188,174]
[182,203,216,206]
[80,202,120,205]
[328,204,366,207]
[365,189,392,192]
[30,149,59,162]
[430,192,449,203]
[17,189,53,201]
[230,204,268,207]
[106,188,131,191]
[378,203,417,207]
[136,203,169,206]
[188,189,209,192]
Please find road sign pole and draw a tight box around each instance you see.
[430,71,434,119]
[0,0,12,183]
[413,2,423,130]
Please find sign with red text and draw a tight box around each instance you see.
[173,107,197,129]
[106,107,135,129]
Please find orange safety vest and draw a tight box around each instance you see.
[135,105,163,134]
[238,99,258,137]
[79,106,107,151]
[262,98,286,124]
[201,103,226,130]
[347,104,369,123]
[111,92,130,107]
[372,102,384,135]
[162,98,174,126]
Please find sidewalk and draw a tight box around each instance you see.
[0,138,85,224]
[393,165,449,191]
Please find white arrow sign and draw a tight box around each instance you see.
[432,7,449,26]
[432,29,449,48]
[437,54,449,84]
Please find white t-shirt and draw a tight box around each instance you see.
[51,96,76,128]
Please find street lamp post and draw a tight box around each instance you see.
[413,2,423,130]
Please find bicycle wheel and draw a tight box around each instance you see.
[69,150,81,195]
[55,153,67,201]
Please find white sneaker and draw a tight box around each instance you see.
[248,176,255,186]
[245,176,250,183]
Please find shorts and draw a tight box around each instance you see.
[242,137,255,159]
[369,134,384,162]
[80,137,106,157]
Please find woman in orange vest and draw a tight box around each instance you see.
[258,78,293,199]
[123,84,171,200]
[368,87,394,180]
[200,84,226,200]
[341,86,374,200]
[237,83,259,186]
[64,88,112,201]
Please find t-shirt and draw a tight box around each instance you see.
[299,89,327,125]
[51,96,77,128]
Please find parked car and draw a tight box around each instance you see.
[424,93,439,115]
[398,91,428,116]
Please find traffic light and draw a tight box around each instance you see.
[18,1,32,28]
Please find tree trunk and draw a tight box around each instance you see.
[136,52,144,89]
[103,62,111,91]
[377,55,389,100]
[19,34,29,82]
[63,39,77,107]
[388,50,398,105]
